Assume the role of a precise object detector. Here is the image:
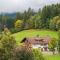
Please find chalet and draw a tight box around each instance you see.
[21,36,51,51]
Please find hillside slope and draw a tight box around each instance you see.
[13,29,58,44]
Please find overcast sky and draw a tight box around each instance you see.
[0,0,60,13]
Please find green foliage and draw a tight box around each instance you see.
[6,18,15,28]
[29,14,41,29]
[10,28,18,33]
[15,20,23,31]
[49,38,57,49]
[33,49,44,60]
[14,47,44,60]
[15,47,33,60]
[0,29,16,60]
[14,4,60,31]
[0,4,60,32]
[41,4,60,29]
[0,48,5,60]
[49,16,60,30]
[1,35,16,50]
[48,38,57,54]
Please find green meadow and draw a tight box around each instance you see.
[44,54,60,60]
[13,29,58,44]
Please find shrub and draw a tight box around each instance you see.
[14,46,45,60]
[33,49,45,60]
[14,47,33,60]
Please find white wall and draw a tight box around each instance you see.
[32,44,44,49]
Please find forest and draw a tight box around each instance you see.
[0,3,60,33]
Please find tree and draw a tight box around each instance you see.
[0,14,9,30]
[41,6,51,28]
[0,28,16,60]
[15,20,23,31]
[38,8,41,16]
[6,17,15,28]
[22,8,36,29]
[3,26,11,35]
[41,4,60,29]
[49,16,60,31]
[48,38,57,54]
[28,14,42,29]
[16,12,23,20]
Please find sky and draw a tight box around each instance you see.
[0,0,60,13]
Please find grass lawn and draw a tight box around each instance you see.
[12,29,58,44]
[44,54,60,60]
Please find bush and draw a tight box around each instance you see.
[14,47,33,60]
[33,49,45,60]
[14,46,45,60]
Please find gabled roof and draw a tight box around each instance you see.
[21,36,51,45]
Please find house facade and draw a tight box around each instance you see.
[21,36,51,51]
